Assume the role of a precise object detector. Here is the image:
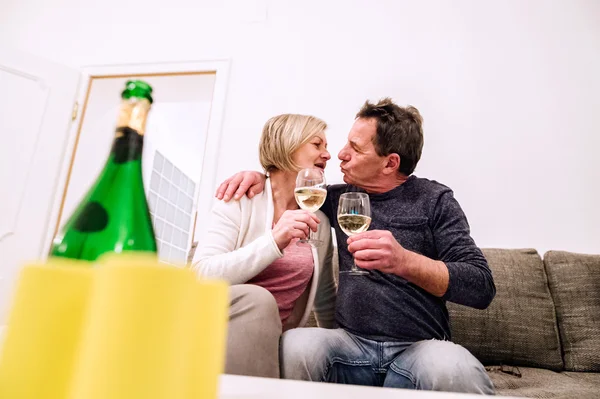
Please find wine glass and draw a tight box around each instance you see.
[337,192,371,275]
[294,168,327,246]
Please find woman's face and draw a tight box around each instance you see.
[292,131,330,172]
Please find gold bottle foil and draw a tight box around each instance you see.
[115,98,151,136]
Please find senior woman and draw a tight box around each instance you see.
[192,114,337,378]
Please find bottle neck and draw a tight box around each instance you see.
[116,98,151,135]
[111,98,151,164]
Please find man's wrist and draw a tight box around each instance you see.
[397,250,449,297]
[394,247,413,279]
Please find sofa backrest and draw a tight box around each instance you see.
[544,250,600,372]
[448,248,564,370]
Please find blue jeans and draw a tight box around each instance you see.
[280,328,495,395]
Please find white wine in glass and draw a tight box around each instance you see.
[337,192,371,275]
[294,168,327,246]
[294,187,327,213]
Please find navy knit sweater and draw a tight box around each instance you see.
[322,176,496,342]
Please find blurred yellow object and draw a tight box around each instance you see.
[188,279,229,399]
[0,262,93,398]
[0,254,228,399]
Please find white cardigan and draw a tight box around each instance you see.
[191,179,336,328]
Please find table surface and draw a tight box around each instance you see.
[218,374,520,399]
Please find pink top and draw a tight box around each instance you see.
[247,238,314,324]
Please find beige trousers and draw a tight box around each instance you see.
[225,284,282,378]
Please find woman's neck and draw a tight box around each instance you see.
[269,170,299,224]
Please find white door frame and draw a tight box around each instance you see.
[42,60,231,255]
[0,45,81,323]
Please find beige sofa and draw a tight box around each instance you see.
[308,248,600,398]
[448,249,600,398]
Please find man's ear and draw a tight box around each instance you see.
[382,153,400,175]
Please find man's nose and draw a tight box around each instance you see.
[338,146,348,161]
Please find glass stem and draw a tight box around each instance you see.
[309,224,318,241]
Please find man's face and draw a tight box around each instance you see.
[338,118,387,189]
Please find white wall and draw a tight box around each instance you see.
[1,0,599,255]
[138,73,216,185]
[144,101,213,185]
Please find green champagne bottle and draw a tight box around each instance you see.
[50,80,158,261]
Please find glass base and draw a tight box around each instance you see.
[296,238,322,247]
[340,269,370,275]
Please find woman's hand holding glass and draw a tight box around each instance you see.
[294,168,327,246]
[272,209,320,250]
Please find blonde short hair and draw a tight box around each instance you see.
[259,114,327,173]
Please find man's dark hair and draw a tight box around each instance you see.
[356,98,424,176]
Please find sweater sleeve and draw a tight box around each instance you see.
[191,198,283,285]
[432,191,496,309]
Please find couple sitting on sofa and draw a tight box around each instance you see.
[191,98,497,395]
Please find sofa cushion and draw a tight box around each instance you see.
[544,251,600,372]
[564,371,600,386]
[489,367,600,399]
[448,248,563,370]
